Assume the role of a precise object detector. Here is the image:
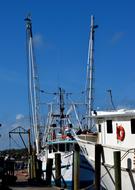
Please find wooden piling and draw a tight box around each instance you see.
[28,129,32,179]
[73,144,80,190]
[46,158,53,185]
[36,158,42,181]
[28,129,31,155]
[95,144,102,190]
[28,156,31,179]
[114,151,121,190]
[55,153,61,187]
[28,155,36,180]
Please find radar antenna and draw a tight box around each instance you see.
[107,89,116,110]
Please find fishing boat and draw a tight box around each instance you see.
[25,16,94,189]
[39,88,94,189]
[76,15,135,190]
[76,109,135,190]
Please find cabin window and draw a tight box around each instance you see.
[131,119,135,134]
[53,144,58,152]
[106,120,113,133]
[69,143,73,151]
[98,124,101,132]
[59,143,65,152]
[49,145,52,153]
[66,143,70,151]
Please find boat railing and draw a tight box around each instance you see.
[77,133,98,142]
[120,148,135,161]
[101,148,135,181]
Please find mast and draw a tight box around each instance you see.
[25,16,41,154]
[59,88,65,136]
[59,87,65,126]
[86,15,98,129]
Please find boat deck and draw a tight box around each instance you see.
[78,133,98,143]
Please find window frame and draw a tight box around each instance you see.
[131,119,135,134]
[106,120,113,134]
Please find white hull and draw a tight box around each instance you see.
[77,136,135,190]
[41,150,94,188]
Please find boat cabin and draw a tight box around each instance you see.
[47,141,75,154]
[94,109,135,148]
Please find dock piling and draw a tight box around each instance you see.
[95,144,102,190]
[55,153,61,187]
[73,144,80,190]
[114,151,121,190]
[46,158,53,186]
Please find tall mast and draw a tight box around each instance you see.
[59,88,65,123]
[86,15,98,129]
[59,88,65,135]
[25,16,41,154]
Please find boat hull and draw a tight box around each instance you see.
[77,136,135,190]
[41,150,94,189]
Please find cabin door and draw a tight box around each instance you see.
[98,119,106,144]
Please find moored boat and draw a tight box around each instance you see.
[39,88,94,189]
[76,109,135,190]
[75,15,135,190]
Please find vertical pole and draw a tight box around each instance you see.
[28,129,31,179]
[28,156,31,180]
[32,154,36,179]
[73,144,80,190]
[28,129,31,155]
[86,15,98,129]
[28,155,36,180]
[133,149,135,169]
[25,16,41,155]
[114,151,121,190]
[55,153,61,187]
[87,15,94,129]
[95,144,102,190]
[46,158,53,185]
[72,150,74,189]
[36,159,42,181]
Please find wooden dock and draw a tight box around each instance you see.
[8,170,65,190]
[10,186,62,190]
[10,187,60,190]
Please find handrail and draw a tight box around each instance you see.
[121,148,135,161]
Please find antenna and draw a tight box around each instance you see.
[107,89,116,110]
[25,15,41,154]
[59,87,65,131]
[86,15,98,129]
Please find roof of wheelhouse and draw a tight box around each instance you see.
[92,109,135,118]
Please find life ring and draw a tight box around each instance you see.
[116,125,125,141]
[61,135,67,139]
[61,134,71,140]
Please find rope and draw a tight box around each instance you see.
[9,135,22,148]
[80,183,95,190]
[52,172,67,188]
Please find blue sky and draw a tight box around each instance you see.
[0,0,135,149]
